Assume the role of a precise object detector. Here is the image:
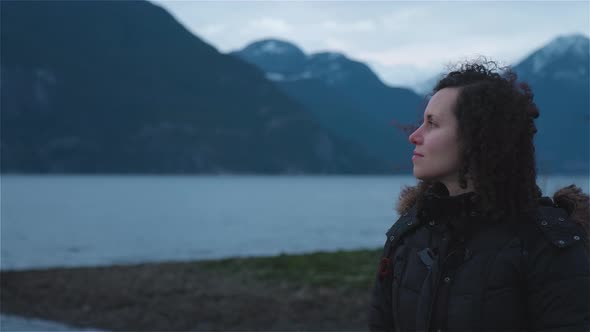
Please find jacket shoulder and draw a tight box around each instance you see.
[533,184,590,249]
[553,184,589,238]
[534,205,585,249]
[384,206,419,249]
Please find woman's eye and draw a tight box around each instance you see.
[427,120,436,127]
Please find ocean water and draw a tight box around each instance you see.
[1,175,588,271]
[0,314,103,331]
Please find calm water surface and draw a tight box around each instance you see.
[1,175,587,270]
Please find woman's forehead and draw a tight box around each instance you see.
[424,88,460,119]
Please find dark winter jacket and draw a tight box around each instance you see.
[369,182,590,332]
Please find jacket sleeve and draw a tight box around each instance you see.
[526,234,590,332]
[370,210,414,332]
[369,271,387,331]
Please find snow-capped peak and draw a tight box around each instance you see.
[543,34,589,58]
[243,39,306,58]
[260,41,289,54]
[324,52,344,60]
[310,52,346,61]
[531,34,589,73]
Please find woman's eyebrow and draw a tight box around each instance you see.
[426,114,435,121]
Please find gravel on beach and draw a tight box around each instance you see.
[1,252,378,331]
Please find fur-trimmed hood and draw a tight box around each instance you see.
[396,185,422,216]
[553,184,590,235]
[395,183,589,233]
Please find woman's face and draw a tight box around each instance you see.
[409,87,462,183]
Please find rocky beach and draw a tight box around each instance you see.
[1,249,381,331]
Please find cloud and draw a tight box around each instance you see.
[198,24,227,36]
[319,20,377,33]
[245,17,293,35]
[322,38,355,52]
[355,37,527,69]
[371,63,441,88]
[379,6,432,32]
[152,0,589,87]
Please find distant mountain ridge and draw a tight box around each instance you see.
[231,40,424,172]
[0,0,587,174]
[0,0,389,174]
[233,35,589,174]
[517,34,589,80]
[513,34,589,173]
[237,40,308,78]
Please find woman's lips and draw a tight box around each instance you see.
[412,152,424,161]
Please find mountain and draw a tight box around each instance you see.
[236,40,308,78]
[516,34,589,83]
[238,36,588,174]
[0,0,390,174]
[513,34,589,174]
[231,39,425,172]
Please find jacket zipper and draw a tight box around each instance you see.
[425,238,454,331]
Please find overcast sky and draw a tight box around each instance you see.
[151,1,589,88]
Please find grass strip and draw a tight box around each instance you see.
[198,248,382,289]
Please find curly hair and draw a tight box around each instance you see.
[420,59,541,219]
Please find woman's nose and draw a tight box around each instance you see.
[409,127,422,145]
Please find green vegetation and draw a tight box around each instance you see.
[198,248,382,289]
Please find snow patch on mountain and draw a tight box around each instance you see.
[325,52,344,60]
[259,40,289,54]
[299,71,312,79]
[244,39,306,58]
[551,66,588,80]
[329,63,341,71]
[531,34,589,73]
[265,72,285,81]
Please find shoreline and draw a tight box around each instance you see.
[1,248,381,331]
[0,313,105,332]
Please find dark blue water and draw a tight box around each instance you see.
[1,175,587,270]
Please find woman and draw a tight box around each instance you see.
[369,60,589,332]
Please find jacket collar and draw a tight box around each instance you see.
[396,182,589,242]
[417,182,481,220]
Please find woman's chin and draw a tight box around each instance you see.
[413,171,437,182]
[412,169,427,180]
